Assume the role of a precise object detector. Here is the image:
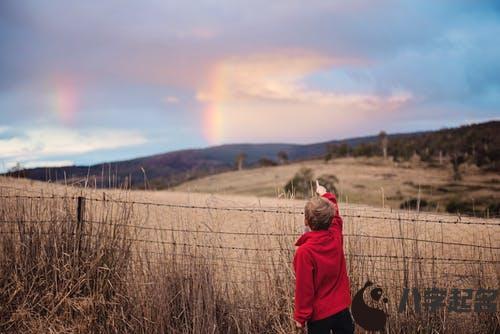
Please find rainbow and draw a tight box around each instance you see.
[203,104,224,145]
[50,76,78,125]
[202,64,226,144]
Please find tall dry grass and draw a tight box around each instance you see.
[0,194,294,333]
[0,183,498,333]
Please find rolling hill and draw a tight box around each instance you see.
[5,121,498,189]
[172,155,500,216]
[3,134,407,188]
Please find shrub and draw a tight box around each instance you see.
[487,202,500,216]
[400,198,437,211]
[446,198,475,216]
[284,168,314,199]
[317,174,339,195]
[284,169,338,199]
[258,157,278,167]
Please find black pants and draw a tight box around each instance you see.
[307,308,355,334]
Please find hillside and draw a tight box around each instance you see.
[5,121,499,190]
[173,156,500,216]
[3,134,411,188]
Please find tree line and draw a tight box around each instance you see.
[323,121,499,179]
[234,151,289,170]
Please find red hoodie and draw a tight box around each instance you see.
[293,192,351,326]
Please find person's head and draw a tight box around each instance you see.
[304,196,335,231]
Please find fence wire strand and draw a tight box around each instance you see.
[1,194,499,268]
[1,193,499,226]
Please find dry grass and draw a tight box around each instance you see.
[0,176,499,333]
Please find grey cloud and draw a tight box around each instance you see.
[2,0,499,89]
[0,0,499,143]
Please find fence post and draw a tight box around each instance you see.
[76,196,85,253]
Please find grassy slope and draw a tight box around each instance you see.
[172,156,500,212]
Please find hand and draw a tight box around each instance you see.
[295,320,305,332]
[315,180,327,196]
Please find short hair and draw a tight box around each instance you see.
[304,197,335,230]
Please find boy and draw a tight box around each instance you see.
[293,181,354,334]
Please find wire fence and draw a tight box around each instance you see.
[1,193,499,226]
[2,218,499,250]
[1,193,499,285]
[1,186,499,334]
[2,226,498,264]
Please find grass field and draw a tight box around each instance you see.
[173,157,500,215]
[0,176,499,333]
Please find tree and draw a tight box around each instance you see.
[258,157,277,167]
[338,143,350,157]
[379,131,388,160]
[451,152,466,181]
[277,151,289,164]
[324,145,333,163]
[324,152,333,163]
[8,162,23,173]
[353,143,377,157]
[235,152,247,171]
[324,144,339,163]
[388,139,412,162]
[417,147,434,163]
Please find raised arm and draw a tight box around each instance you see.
[322,192,343,233]
[315,180,343,233]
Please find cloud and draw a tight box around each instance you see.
[198,52,412,143]
[164,95,179,104]
[0,127,147,169]
[176,27,219,40]
[5,160,74,170]
[198,52,410,109]
[0,0,498,150]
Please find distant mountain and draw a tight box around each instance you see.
[5,121,498,189]
[3,135,394,189]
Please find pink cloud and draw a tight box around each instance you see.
[198,52,412,143]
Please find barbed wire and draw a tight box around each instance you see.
[129,257,498,281]
[1,228,498,264]
[135,250,500,278]
[1,193,499,264]
[1,227,496,279]
[0,194,80,200]
[85,196,500,226]
[85,219,500,250]
[1,219,498,251]
[1,193,498,226]
[67,233,500,263]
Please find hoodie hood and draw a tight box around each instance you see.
[295,229,331,246]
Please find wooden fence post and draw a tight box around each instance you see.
[76,196,85,253]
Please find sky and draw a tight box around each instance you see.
[1,0,499,171]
